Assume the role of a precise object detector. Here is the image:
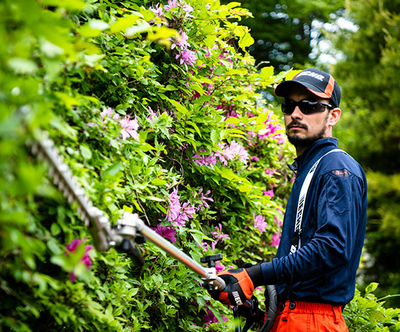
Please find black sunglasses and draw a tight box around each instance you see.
[282,99,334,115]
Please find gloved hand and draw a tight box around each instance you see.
[209,264,264,306]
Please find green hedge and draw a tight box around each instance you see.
[1,0,400,331]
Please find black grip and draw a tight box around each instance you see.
[118,239,145,267]
[200,254,223,267]
[259,285,277,332]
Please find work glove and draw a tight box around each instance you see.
[209,264,264,306]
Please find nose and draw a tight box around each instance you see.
[290,105,303,119]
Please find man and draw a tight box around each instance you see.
[211,68,367,331]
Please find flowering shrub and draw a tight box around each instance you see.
[2,0,400,331]
[0,0,318,331]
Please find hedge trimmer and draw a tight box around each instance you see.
[30,132,276,331]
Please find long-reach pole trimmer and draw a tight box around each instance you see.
[30,132,276,331]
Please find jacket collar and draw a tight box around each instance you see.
[288,137,339,174]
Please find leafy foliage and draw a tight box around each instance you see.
[0,0,294,330]
[1,0,399,331]
[344,283,400,332]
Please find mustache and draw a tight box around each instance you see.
[287,121,308,130]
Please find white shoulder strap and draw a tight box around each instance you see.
[290,149,342,253]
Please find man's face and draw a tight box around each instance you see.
[283,85,334,155]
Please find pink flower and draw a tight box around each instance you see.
[265,169,276,176]
[167,188,181,223]
[65,239,93,282]
[197,189,213,211]
[119,115,139,140]
[147,106,158,120]
[166,189,196,227]
[215,141,249,165]
[254,214,268,234]
[149,3,163,17]
[198,241,208,252]
[175,49,197,69]
[211,223,230,250]
[170,31,189,50]
[164,0,179,11]
[182,3,194,17]
[155,224,177,243]
[271,233,281,247]
[251,156,259,162]
[215,260,225,273]
[263,189,274,198]
[193,149,217,166]
[211,223,231,242]
[101,107,119,121]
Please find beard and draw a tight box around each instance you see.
[287,126,326,147]
[286,114,329,148]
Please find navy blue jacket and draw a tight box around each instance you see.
[260,138,367,305]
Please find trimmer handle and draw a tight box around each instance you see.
[200,254,223,268]
[201,254,226,291]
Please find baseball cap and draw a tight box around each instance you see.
[274,68,341,108]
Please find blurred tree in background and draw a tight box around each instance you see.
[221,0,344,71]
[330,0,400,307]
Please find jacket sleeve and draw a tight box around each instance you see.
[260,171,366,285]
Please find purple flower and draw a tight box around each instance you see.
[251,156,259,162]
[216,141,249,165]
[99,108,140,141]
[197,188,213,211]
[170,31,189,50]
[101,107,119,121]
[65,239,93,282]
[164,0,179,11]
[149,3,163,17]
[211,223,231,242]
[182,3,194,17]
[155,224,177,243]
[254,214,267,234]
[193,149,217,167]
[211,223,230,250]
[198,241,208,252]
[175,49,197,69]
[167,188,181,223]
[202,303,229,325]
[119,115,139,141]
[166,188,196,227]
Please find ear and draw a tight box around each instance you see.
[328,108,341,127]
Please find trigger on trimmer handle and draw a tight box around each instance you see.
[201,254,226,291]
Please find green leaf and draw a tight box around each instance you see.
[366,282,379,295]
[50,223,61,236]
[238,31,254,50]
[209,306,225,324]
[8,58,38,74]
[103,162,123,177]
[147,26,177,40]
[205,34,216,48]
[259,66,274,81]
[167,98,188,114]
[126,22,152,37]
[211,129,220,145]
[80,145,92,160]
[41,0,86,11]
[151,178,167,186]
[110,14,142,33]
